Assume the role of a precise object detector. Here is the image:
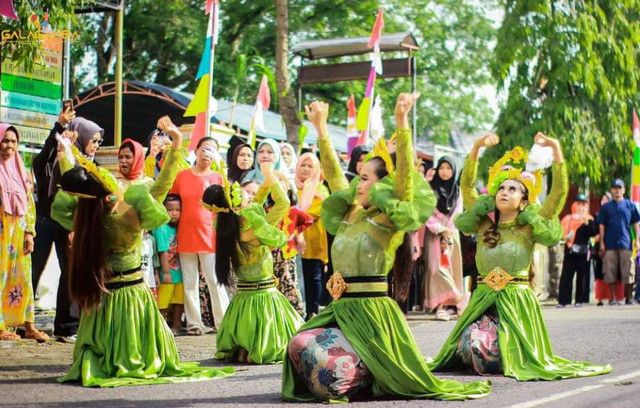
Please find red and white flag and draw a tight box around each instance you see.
[254,75,271,132]
[633,109,640,148]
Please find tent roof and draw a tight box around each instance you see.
[73,80,348,151]
[292,32,418,60]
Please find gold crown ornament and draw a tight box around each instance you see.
[199,160,243,214]
[63,144,119,199]
[364,137,395,177]
[487,146,543,203]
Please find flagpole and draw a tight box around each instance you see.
[205,2,218,139]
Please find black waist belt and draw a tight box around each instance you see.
[343,276,387,283]
[237,277,278,291]
[340,292,388,298]
[105,278,144,290]
[111,265,142,277]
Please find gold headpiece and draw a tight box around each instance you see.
[200,160,243,214]
[364,137,395,177]
[63,144,119,199]
[487,146,543,202]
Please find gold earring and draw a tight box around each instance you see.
[519,203,525,211]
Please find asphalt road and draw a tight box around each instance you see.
[1,304,638,408]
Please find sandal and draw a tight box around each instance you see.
[187,327,203,336]
[0,331,21,341]
[435,310,450,321]
[24,330,50,343]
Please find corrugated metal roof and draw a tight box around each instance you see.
[292,33,418,60]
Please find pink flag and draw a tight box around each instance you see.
[633,110,640,148]
[367,9,384,48]
[257,75,271,111]
[0,0,18,20]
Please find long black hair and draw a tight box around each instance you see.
[367,157,414,302]
[60,167,112,311]
[202,184,245,287]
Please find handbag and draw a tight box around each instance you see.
[569,244,589,255]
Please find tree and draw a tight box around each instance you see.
[489,0,640,189]
[274,0,301,145]
[69,0,499,147]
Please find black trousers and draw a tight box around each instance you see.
[302,259,324,317]
[31,216,78,336]
[558,249,591,305]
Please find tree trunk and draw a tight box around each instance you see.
[274,0,301,146]
[96,13,115,83]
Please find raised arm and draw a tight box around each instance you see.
[393,93,419,201]
[305,101,349,193]
[535,134,568,220]
[262,162,290,227]
[462,133,500,209]
[149,116,185,203]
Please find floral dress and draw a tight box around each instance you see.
[0,194,36,331]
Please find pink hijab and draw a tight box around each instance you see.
[295,153,324,212]
[0,124,30,216]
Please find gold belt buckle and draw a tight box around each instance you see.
[326,271,349,301]
[482,267,514,291]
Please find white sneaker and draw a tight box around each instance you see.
[435,310,450,321]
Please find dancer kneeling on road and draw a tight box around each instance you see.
[202,161,304,364]
[52,117,234,387]
[428,132,611,380]
[282,94,491,403]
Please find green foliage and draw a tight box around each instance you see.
[0,0,83,70]
[68,0,497,145]
[489,0,640,190]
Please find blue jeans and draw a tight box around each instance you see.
[302,259,324,317]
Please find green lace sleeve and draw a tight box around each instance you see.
[454,194,495,234]
[50,191,78,232]
[540,162,568,220]
[124,184,170,231]
[264,180,290,227]
[240,204,287,248]
[369,172,436,232]
[393,128,413,201]
[460,156,479,209]
[516,203,563,246]
[253,184,270,206]
[58,154,74,174]
[318,138,349,193]
[25,190,36,235]
[149,147,183,203]
[320,178,357,235]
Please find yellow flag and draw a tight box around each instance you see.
[184,74,210,117]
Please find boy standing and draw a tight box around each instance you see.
[154,195,185,334]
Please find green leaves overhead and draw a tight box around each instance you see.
[489,0,640,189]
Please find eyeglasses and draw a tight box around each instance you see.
[90,138,104,145]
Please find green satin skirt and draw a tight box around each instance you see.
[215,287,304,364]
[59,283,234,387]
[282,296,491,402]
[428,284,612,380]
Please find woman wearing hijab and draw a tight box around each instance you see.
[242,139,286,184]
[295,153,330,319]
[0,124,50,342]
[31,113,103,341]
[280,142,298,182]
[422,156,466,321]
[558,195,597,307]
[228,143,254,184]
[117,139,153,190]
[345,145,370,182]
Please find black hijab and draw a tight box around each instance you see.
[346,145,371,181]
[228,143,253,183]
[430,155,460,215]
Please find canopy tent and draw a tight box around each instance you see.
[72,80,348,151]
[292,32,418,60]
